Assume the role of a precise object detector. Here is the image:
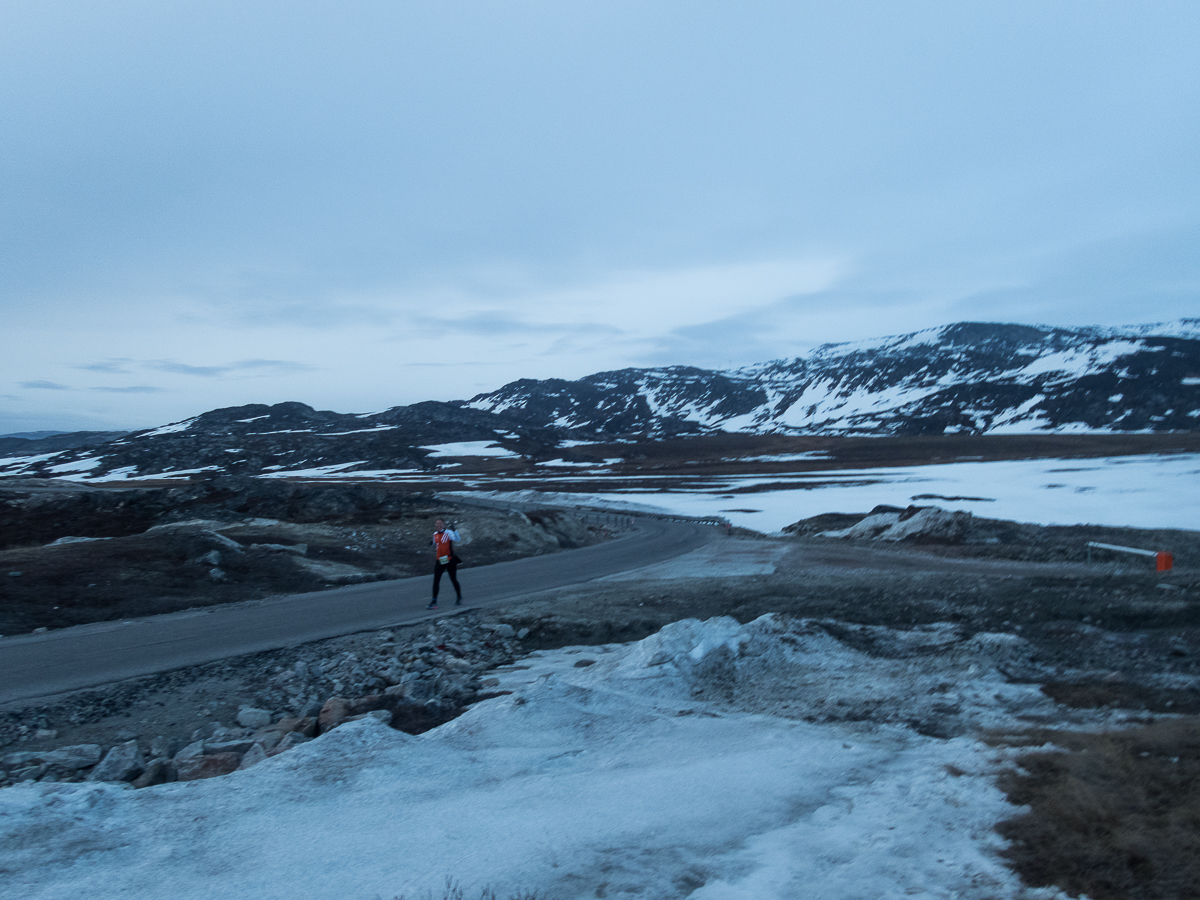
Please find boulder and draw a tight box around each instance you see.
[175,752,242,782]
[87,740,145,783]
[821,512,902,539]
[2,751,41,768]
[291,716,318,738]
[206,739,257,755]
[317,698,352,733]
[268,732,312,755]
[249,729,283,751]
[237,744,267,770]
[131,758,176,788]
[41,744,103,770]
[878,506,972,543]
[345,709,393,726]
[174,739,206,760]
[236,706,273,729]
[249,542,307,555]
[149,736,178,760]
[202,530,244,553]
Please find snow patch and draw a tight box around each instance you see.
[0,616,1080,900]
[421,441,522,458]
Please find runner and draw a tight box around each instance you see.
[427,518,462,609]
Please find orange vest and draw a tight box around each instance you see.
[433,530,454,562]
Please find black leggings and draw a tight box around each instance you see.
[432,560,461,600]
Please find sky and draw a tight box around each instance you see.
[2,1,1198,433]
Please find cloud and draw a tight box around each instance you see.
[74,359,135,373]
[19,380,70,390]
[89,385,165,393]
[145,359,316,378]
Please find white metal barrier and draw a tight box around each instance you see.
[1086,541,1174,571]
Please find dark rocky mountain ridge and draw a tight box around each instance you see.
[2,321,1197,481]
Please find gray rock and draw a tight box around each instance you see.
[517,628,530,640]
[15,765,46,782]
[237,744,267,770]
[131,758,175,789]
[200,550,222,566]
[43,744,103,769]
[485,623,516,638]
[174,739,206,760]
[249,543,307,555]
[209,567,227,582]
[274,732,311,752]
[2,751,41,767]
[878,507,972,543]
[821,512,901,539]
[87,740,145,783]
[236,706,273,729]
[206,739,256,755]
[202,530,244,553]
[345,709,394,726]
[5,744,103,770]
[301,701,324,719]
[149,735,178,760]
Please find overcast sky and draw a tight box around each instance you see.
[2,1,1198,433]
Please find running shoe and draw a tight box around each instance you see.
[426,600,438,610]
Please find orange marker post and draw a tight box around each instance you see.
[1157,551,1174,572]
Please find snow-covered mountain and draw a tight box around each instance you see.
[3,321,1197,481]
[470,321,1200,437]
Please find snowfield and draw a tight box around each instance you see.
[0,615,1102,900]
[456,452,1200,532]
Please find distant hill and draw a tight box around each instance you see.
[0,431,130,456]
[2,320,1196,481]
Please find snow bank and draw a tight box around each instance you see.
[0,616,1079,900]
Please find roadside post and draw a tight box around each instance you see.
[1086,541,1174,572]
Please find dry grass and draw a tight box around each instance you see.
[992,717,1200,899]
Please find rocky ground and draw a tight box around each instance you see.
[0,477,606,635]
[0,613,531,788]
[2,508,1197,793]
[2,496,1200,816]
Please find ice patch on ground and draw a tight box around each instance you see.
[0,616,1090,900]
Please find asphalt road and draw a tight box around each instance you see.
[0,517,718,707]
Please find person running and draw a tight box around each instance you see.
[427,518,462,609]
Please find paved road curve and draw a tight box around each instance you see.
[0,517,717,707]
